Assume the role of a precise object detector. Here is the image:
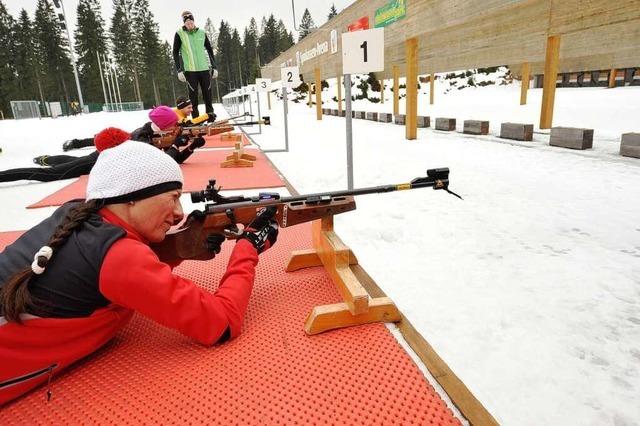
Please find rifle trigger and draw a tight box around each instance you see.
[225,208,236,223]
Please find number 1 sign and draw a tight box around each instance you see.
[280,66,301,88]
[341,28,384,74]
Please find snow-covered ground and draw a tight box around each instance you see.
[1,79,639,425]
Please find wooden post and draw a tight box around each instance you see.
[430,73,435,105]
[337,74,343,115]
[393,65,399,116]
[405,38,418,140]
[315,67,322,120]
[520,62,530,105]
[308,84,312,107]
[267,91,271,109]
[540,35,561,129]
[380,80,384,104]
[608,68,616,88]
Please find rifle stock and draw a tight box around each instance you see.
[151,168,457,264]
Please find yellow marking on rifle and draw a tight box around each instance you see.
[396,184,412,191]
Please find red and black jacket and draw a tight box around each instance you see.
[0,203,259,405]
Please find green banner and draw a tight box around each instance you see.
[374,0,407,28]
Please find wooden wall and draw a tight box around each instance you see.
[261,0,640,81]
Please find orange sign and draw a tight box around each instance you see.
[347,16,369,32]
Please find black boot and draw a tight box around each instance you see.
[33,155,49,166]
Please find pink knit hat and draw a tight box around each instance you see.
[149,106,178,130]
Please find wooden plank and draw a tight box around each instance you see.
[304,297,400,335]
[430,73,435,105]
[337,74,343,115]
[267,91,271,110]
[609,68,617,88]
[405,38,418,140]
[315,67,322,120]
[393,65,399,116]
[520,62,530,105]
[540,35,560,129]
[380,80,385,104]
[312,218,369,315]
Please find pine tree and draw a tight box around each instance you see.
[216,20,234,95]
[75,0,107,104]
[34,0,76,107]
[327,4,338,21]
[276,19,293,53]
[298,8,315,41]
[111,0,140,102]
[0,1,16,117]
[243,18,259,85]
[132,0,163,106]
[231,29,243,87]
[258,14,279,65]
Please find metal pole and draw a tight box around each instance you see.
[59,0,84,111]
[344,74,354,189]
[107,57,118,111]
[282,86,289,152]
[97,51,108,106]
[112,58,123,110]
[103,54,113,111]
[256,91,262,134]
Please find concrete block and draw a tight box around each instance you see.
[331,109,339,116]
[366,111,378,121]
[620,133,640,158]
[395,114,406,125]
[417,116,430,128]
[378,112,393,123]
[322,108,330,115]
[340,110,346,117]
[549,127,593,150]
[463,120,489,135]
[500,122,533,141]
[354,111,366,119]
[435,117,456,131]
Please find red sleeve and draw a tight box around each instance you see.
[99,237,259,345]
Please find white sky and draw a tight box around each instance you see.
[4,0,355,45]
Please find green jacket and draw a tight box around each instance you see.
[173,27,216,72]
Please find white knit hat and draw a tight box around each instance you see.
[86,141,183,204]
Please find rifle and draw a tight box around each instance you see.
[151,168,461,264]
[151,115,270,149]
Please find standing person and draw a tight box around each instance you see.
[0,140,279,405]
[173,11,217,119]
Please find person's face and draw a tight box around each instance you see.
[180,104,193,116]
[184,19,195,30]
[128,190,184,242]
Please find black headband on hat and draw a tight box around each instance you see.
[182,14,194,22]
[176,99,192,109]
[101,181,183,205]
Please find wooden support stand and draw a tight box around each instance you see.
[405,38,418,140]
[220,137,256,168]
[520,62,530,105]
[315,67,322,120]
[540,35,561,129]
[393,65,400,116]
[286,216,401,335]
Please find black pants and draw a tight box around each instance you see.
[185,70,213,117]
[67,137,95,150]
[43,154,83,166]
[0,151,98,183]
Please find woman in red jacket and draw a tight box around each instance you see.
[0,132,277,405]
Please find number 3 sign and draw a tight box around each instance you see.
[341,28,384,74]
[280,66,301,88]
[255,78,271,92]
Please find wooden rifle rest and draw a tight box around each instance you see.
[220,137,256,168]
[286,216,401,334]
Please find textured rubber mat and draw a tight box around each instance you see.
[203,132,250,149]
[0,227,461,425]
[27,149,285,209]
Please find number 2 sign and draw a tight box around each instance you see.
[280,66,301,88]
[341,28,384,74]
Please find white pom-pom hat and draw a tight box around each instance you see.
[86,141,183,204]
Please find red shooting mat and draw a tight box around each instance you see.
[0,226,461,425]
[203,132,250,148]
[27,149,285,209]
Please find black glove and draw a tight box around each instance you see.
[207,112,217,123]
[206,233,225,256]
[174,135,189,147]
[239,206,278,254]
[191,136,206,149]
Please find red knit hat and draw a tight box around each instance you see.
[94,127,131,152]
